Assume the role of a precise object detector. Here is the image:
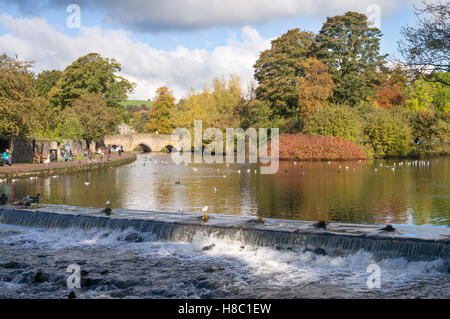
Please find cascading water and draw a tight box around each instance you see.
[0,206,449,261]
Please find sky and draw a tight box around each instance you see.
[0,0,425,100]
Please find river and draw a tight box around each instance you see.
[1,154,449,226]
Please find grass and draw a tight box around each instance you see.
[120,100,153,107]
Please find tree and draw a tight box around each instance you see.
[235,99,272,130]
[174,75,244,131]
[69,93,120,142]
[0,54,43,138]
[405,78,438,111]
[144,87,176,134]
[49,53,135,108]
[35,69,62,98]
[297,58,334,115]
[315,11,387,106]
[431,72,450,112]
[398,1,449,86]
[254,29,316,117]
[374,80,406,109]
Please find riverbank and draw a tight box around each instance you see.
[0,152,136,180]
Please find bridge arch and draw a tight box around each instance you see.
[104,133,184,153]
[137,143,152,153]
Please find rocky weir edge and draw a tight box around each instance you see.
[0,205,448,261]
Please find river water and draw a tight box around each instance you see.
[0,154,449,299]
[2,154,449,226]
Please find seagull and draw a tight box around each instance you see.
[52,175,58,178]
[84,181,90,186]
[192,167,198,172]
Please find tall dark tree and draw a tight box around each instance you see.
[315,11,387,106]
[398,1,450,86]
[253,29,316,118]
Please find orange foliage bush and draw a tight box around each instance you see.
[272,133,367,161]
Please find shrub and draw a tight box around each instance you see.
[276,117,304,133]
[274,133,367,161]
[302,104,362,142]
[362,108,412,158]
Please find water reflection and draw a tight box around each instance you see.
[3,154,449,226]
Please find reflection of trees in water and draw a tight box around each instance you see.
[4,156,449,226]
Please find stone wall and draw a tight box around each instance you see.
[10,138,90,163]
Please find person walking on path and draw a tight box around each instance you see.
[2,149,11,166]
[65,142,72,162]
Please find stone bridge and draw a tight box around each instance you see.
[104,134,182,152]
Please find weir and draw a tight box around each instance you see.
[0,205,449,261]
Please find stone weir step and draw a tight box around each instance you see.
[0,205,449,261]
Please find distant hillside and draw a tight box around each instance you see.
[120,100,153,107]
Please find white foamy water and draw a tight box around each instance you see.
[0,223,448,298]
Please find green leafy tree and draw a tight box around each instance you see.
[69,93,120,142]
[405,78,438,111]
[363,108,412,157]
[0,54,43,138]
[315,11,387,106]
[145,87,176,134]
[254,29,316,117]
[431,72,450,112]
[235,99,272,130]
[49,53,135,108]
[302,104,362,142]
[35,69,62,98]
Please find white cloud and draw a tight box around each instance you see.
[5,0,405,31]
[0,14,270,100]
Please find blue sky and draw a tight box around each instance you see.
[0,0,422,99]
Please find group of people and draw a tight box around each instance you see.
[60,142,73,162]
[1,149,11,166]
